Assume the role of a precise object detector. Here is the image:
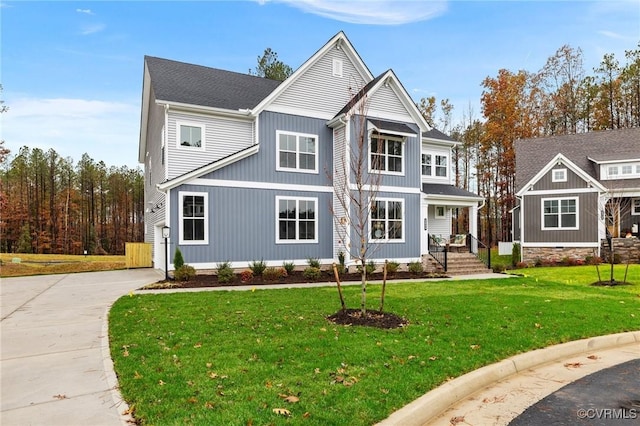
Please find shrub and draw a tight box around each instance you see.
[307,257,321,269]
[511,243,521,267]
[516,261,529,269]
[338,251,346,267]
[303,266,322,281]
[408,261,423,275]
[282,261,295,275]
[174,264,195,281]
[357,260,376,275]
[385,260,400,275]
[216,261,235,283]
[173,248,185,269]
[586,256,602,265]
[249,259,267,276]
[239,270,253,283]
[263,267,287,282]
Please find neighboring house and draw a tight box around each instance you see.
[513,127,640,264]
[139,32,483,271]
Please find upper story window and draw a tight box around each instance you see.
[422,152,448,178]
[552,168,567,182]
[177,121,204,150]
[179,192,208,245]
[276,196,318,243]
[370,198,404,242]
[542,197,578,230]
[632,198,640,215]
[276,131,318,173]
[602,161,640,180]
[370,132,404,175]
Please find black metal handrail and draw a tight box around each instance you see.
[467,233,491,271]
[428,233,448,271]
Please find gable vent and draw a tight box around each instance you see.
[332,59,343,77]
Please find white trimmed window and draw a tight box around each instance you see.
[552,168,567,182]
[276,131,318,173]
[421,152,448,178]
[370,198,404,242]
[177,122,204,150]
[632,198,640,215]
[276,196,318,243]
[542,197,578,230]
[370,132,404,175]
[179,192,208,244]
[435,206,446,219]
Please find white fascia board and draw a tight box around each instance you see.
[157,100,254,120]
[422,193,484,206]
[251,32,374,116]
[421,137,460,147]
[139,64,151,164]
[516,153,607,197]
[522,187,602,196]
[191,178,334,193]
[588,156,640,164]
[157,144,260,191]
[347,183,421,194]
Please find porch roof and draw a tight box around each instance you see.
[422,183,484,205]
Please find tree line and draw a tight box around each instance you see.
[420,43,640,245]
[0,147,144,255]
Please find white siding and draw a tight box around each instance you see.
[270,48,367,118]
[167,111,254,179]
[368,85,413,122]
[428,205,451,239]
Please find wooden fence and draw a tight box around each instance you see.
[125,242,153,268]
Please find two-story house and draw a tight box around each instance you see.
[513,128,640,264]
[139,32,483,272]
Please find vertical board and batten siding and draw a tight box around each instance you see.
[532,167,591,191]
[347,191,421,261]
[522,192,599,243]
[166,111,254,180]
[349,116,422,189]
[169,184,333,264]
[333,126,348,258]
[367,85,413,123]
[204,111,333,187]
[269,47,367,118]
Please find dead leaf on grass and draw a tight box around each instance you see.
[272,408,291,416]
[134,371,143,379]
[158,380,166,386]
[303,412,311,418]
[278,394,300,403]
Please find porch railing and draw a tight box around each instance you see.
[467,233,491,271]
[428,233,448,271]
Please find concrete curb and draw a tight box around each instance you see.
[101,305,135,425]
[376,330,640,426]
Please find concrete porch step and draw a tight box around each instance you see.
[424,252,492,275]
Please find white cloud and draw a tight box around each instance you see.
[2,97,141,167]
[75,8,94,15]
[263,0,447,25]
[80,23,106,35]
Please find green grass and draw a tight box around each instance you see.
[0,253,126,277]
[109,265,640,425]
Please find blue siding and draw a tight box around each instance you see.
[169,184,333,264]
[204,111,333,186]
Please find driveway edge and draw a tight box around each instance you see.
[375,330,640,426]
[101,304,135,425]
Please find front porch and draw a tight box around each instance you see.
[420,184,489,273]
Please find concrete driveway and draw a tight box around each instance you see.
[1,269,162,426]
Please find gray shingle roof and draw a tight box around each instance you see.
[145,56,282,110]
[368,119,417,135]
[515,128,640,191]
[422,183,482,199]
[422,128,456,142]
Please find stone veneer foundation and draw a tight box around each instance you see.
[522,247,595,264]
[601,237,640,264]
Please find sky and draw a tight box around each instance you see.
[1,0,639,169]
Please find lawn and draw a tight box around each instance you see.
[109,265,640,425]
[0,253,126,277]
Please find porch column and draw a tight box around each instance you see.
[469,204,478,254]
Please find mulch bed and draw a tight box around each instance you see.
[326,308,408,329]
[143,270,449,290]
